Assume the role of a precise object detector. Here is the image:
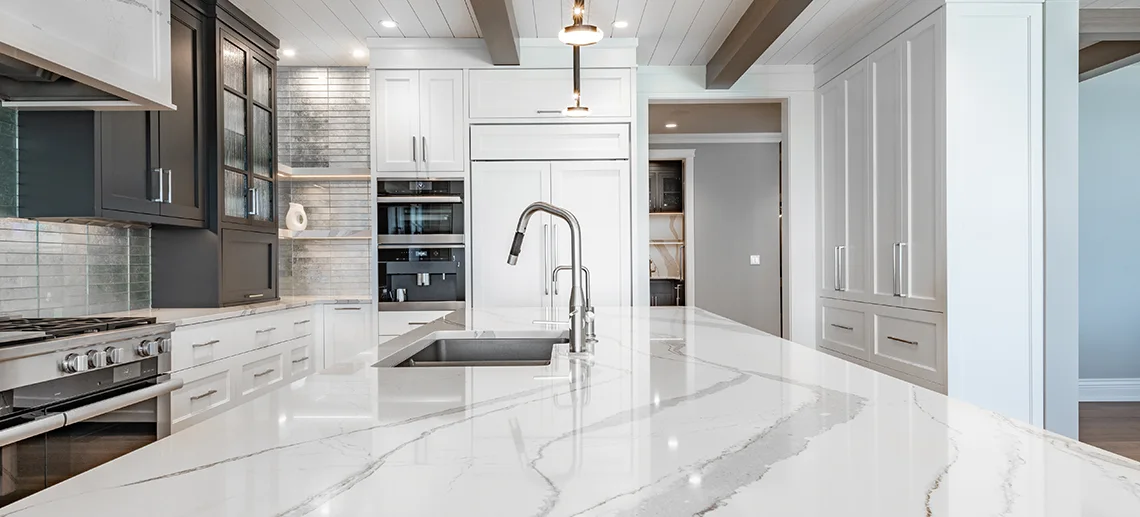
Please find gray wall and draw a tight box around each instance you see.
[278,67,370,169]
[278,180,371,297]
[1080,63,1140,379]
[651,142,782,335]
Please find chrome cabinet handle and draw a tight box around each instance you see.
[255,327,277,334]
[887,336,919,346]
[408,322,431,325]
[294,319,311,325]
[892,243,901,296]
[248,187,256,216]
[189,389,218,401]
[253,368,275,378]
[837,245,847,291]
[833,246,841,291]
[246,293,265,299]
[543,223,550,296]
[422,136,427,165]
[291,357,310,364]
[536,110,562,114]
[411,136,417,163]
[165,169,173,203]
[151,168,164,202]
[192,340,220,348]
[897,242,908,298]
[334,307,361,311]
[830,323,854,331]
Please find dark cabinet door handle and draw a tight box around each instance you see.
[165,169,173,203]
[150,168,164,202]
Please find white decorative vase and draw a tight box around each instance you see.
[285,202,308,231]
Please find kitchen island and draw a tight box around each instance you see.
[2,307,1138,516]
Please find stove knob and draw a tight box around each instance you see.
[104,347,124,365]
[61,353,89,374]
[86,350,108,369]
[136,340,159,357]
[157,337,172,354]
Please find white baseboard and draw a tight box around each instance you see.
[1079,378,1140,402]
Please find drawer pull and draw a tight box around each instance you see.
[292,356,310,364]
[255,327,277,334]
[189,389,218,401]
[253,368,276,378]
[408,322,432,326]
[887,336,919,346]
[334,307,362,311]
[294,319,311,325]
[192,340,220,348]
[246,294,265,299]
[829,323,854,331]
[536,109,562,114]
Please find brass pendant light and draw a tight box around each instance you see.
[561,0,600,116]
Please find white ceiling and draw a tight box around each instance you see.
[231,0,1140,67]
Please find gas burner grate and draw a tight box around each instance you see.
[0,317,157,339]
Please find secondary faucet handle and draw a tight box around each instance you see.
[552,264,591,302]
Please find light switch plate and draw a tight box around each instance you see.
[749,255,761,265]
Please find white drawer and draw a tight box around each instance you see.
[172,363,232,427]
[288,309,316,339]
[172,319,238,371]
[469,68,631,119]
[288,337,316,379]
[377,311,449,336]
[239,350,285,398]
[871,307,944,385]
[819,299,869,360]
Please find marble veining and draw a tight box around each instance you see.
[92,296,370,327]
[2,307,1139,516]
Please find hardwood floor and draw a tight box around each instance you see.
[1080,402,1140,461]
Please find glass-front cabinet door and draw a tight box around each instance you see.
[220,32,275,227]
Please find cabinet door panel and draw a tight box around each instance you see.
[844,62,870,298]
[220,229,277,304]
[420,70,464,174]
[100,112,160,215]
[901,17,942,310]
[471,162,550,308]
[549,161,632,308]
[324,305,372,365]
[374,70,420,172]
[869,41,904,300]
[818,79,845,295]
[159,4,205,221]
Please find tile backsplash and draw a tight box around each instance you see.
[278,180,371,297]
[0,107,151,317]
[278,67,369,169]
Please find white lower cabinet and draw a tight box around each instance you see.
[817,296,946,391]
[377,310,449,345]
[170,303,372,433]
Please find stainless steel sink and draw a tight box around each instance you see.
[391,331,567,368]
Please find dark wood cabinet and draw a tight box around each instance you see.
[648,160,683,213]
[220,229,277,303]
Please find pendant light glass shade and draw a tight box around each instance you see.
[558,24,603,46]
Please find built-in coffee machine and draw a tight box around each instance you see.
[377,179,466,311]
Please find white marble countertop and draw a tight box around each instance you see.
[93,296,371,327]
[4,307,1139,516]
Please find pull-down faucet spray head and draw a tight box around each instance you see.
[507,231,525,266]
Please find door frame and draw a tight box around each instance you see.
[648,149,696,307]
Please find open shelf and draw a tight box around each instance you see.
[279,229,371,240]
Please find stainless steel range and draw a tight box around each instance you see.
[0,316,181,508]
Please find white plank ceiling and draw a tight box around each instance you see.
[231,0,1139,67]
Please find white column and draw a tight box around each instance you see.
[782,91,817,344]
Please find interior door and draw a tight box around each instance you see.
[549,161,632,309]
[374,70,420,172]
[869,39,904,301]
[900,16,942,310]
[471,161,551,308]
[419,70,464,174]
[159,3,205,221]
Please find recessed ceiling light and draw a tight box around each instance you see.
[665,123,678,129]
[613,21,629,29]
[381,20,398,28]
[352,48,367,58]
[281,48,296,58]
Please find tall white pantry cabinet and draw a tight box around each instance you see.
[817,12,948,391]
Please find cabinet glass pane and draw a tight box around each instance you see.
[251,177,273,222]
[224,170,248,218]
[252,61,271,105]
[252,106,272,176]
[223,91,247,170]
[222,40,246,92]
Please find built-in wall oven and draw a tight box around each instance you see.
[377,180,464,246]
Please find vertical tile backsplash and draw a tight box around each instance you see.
[278,180,372,297]
[0,219,150,317]
[277,67,370,169]
[0,107,151,317]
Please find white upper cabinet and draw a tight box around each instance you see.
[373,69,464,175]
[470,124,630,161]
[0,0,172,109]
[820,13,944,313]
[468,69,632,119]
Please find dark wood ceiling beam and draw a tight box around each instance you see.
[1079,40,1140,81]
[705,0,813,90]
[470,0,520,65]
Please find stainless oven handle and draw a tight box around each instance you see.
[0,413,67,448]
[376,196,463,204]
[61,377,185,428]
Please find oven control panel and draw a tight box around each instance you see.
[57,336,171,375]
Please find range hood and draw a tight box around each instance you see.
[0,0,174,110]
